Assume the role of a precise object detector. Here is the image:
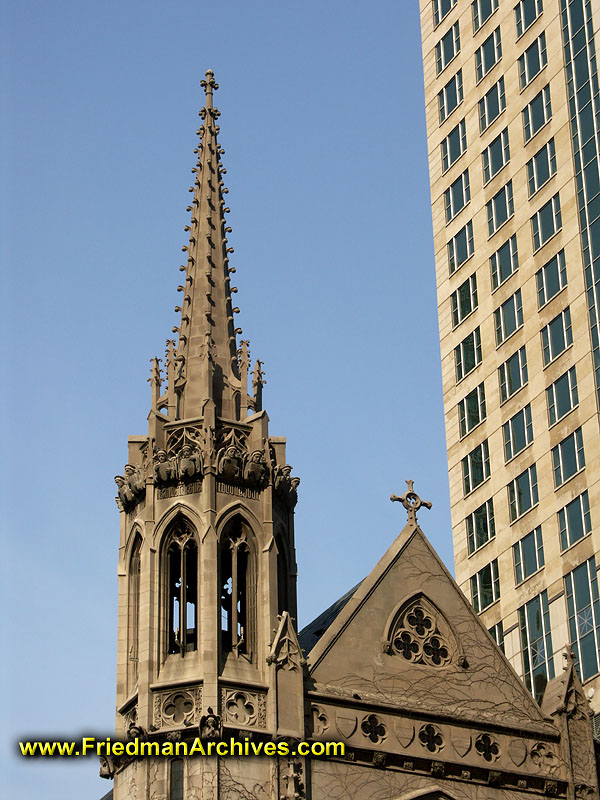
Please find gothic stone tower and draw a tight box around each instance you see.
[109,71,302,798]
[104,73,600,800]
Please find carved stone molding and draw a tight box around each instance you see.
[310,704,329,737]
[152,686,203,729]
[220,688,266,729]
[530,741,558,773]
[475,732,500,762]
[360,714,387,744]
[418,723,444,754]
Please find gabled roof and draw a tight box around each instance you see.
[299,582,362,655]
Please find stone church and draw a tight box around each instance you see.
[101,72,599,799]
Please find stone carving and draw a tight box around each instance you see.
[394,721,414,747]
[488,770,501,787]
[452,732,471,757]
[508,738,528,766]
[530,741,558,772]
[336,713,358,739]
[115,475,135,510]
[544,780,559,796]
[243,449,268,487]
[274,464,300,508]
[153,449,177,485]
[152,686,202,729]
[267,614,304,672]
[99,755,116,779]
[418,723,444,753]
[384,595,455,667]
[390,479,432,523]
[280,758,304,800]
[217,445,243,481]
[127,723,147,740]
[575,785,596,799]
[125,464,145,497]
[475,732,500,762]
[199,706,222,739]
[431,761,445,778]
[373,752,386,767]
[360,714,386,744]
[178,444,202,480]
[310,704,329,737]
[165,424,204,456]
[221,688,266,728]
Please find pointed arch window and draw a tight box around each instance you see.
[169,758,184,800]
[128,535,142,688]
[164,519,198,655]
[220,517,255,658]
[276,529,290,616]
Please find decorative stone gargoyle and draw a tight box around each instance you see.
[178,444,202,481]
[199,707,222,740]
[99,754,116,779]
[115,475,135,510]
[243,449,268,488]
[274,465,300,509]
[124,464,145,500]
[217,445,243,482]
[153,449,178,485]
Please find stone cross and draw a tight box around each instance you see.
[390,480,432,523]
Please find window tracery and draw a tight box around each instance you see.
[164,519,198,655]
[384,595,456,667]
[220,516,255,659]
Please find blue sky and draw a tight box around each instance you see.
[1,2,451,797]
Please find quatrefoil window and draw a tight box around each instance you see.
[386,595,456,668]
[361,714,387,744]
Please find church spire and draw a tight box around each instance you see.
[170,70,243,421]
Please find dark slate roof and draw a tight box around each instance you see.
[299,581,362,656]
[99,790,113,800]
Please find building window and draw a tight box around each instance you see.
[547,367,578,426]
[433,0,457,27]
[518,590,554,702]
[482,127,510,184]
[558,490,591,551]
[495,289,523,345]
[128,535,142,689]
[459,382,486,437]
[499,346,528,402]
[462,440,490,495]
[441,118,467,172]
[451,274,478,327]
[515,0,543,38]
[471,559,500,612]
[541,307,572,365]
[565,558,600,681]
[479,77,506,132]
[169,758,184,800]
[438,69,463,123]
[513,526,544,584]
[552,427,585,487]
[473,0,499,32]
[508,464,538,521]
[527,138,556,196]
[455,327,482,381]
[518,32,547,88]
[490,234,518,289]
[445,169,470,222]
[523,85,552,142]
[436,22,461,75]
[165,519,198,656]
[448,220,474,274]
[532,193,561,251]
[220,516,255,658]
[503,403,533,461]
[475,27,502,82]
[489,620,505,653]
[487,180,514,236]
[466,498,495,554]
[536,249,566,307]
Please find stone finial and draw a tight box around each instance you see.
[390,480,432,523]
[200,69,218,108]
